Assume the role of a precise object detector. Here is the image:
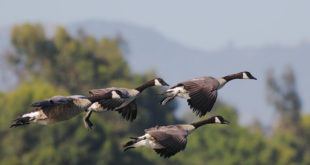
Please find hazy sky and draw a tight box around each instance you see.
[1,0,310,51]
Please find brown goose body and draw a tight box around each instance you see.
[88,87,139,112]
[160,71,256,117]
[83,78,169,129]
[35,99,89,124]
[10,95,92,127]
[123,116,229,158]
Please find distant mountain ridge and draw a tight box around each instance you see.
[0,20,309,125]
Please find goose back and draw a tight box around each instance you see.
[180,76,219,90]
[32,95,91,124]
[89,87,140,98]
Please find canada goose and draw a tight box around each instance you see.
[160,71,256,117]
[83,78,169,129]
[10,95,92,127]
[123,116,229,158]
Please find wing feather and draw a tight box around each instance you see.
[98,99,125,111]
[146,127,188,158]
[181,78,218,117]
[117,100,137,121]
[31,96,73,108]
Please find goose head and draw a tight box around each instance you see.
[154,78,169,86]
[213,116,230,124]
[241,71,257,80]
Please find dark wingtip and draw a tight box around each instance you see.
[118,106,137,122]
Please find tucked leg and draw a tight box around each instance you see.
[83,110,93,130]
[160,91,179,105]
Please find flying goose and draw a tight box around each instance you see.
[83,78,169,129]
[160,71,256,117]
[10,95,92,127]
[123,116,229,158]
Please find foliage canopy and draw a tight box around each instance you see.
[1,24,309,165]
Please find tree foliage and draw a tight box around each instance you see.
[266,67,301,124]
[1,24,310,165]
[8,24,130,93]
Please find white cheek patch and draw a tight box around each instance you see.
[215,117,221,124]
[242,72,250,79]
[111,91,121,98]
[154,79,161,86]
[22,111,40,118]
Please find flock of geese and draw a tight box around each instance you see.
[10,71,256,158]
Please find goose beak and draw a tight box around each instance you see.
[223,120,230,124]
[249,74,257,80]
[162,81,169,86]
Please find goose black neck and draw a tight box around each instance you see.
[135,80,154,92]
[222,72,243,82]
[191,117,215,129]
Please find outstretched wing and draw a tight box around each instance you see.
[97,98,127,111]
[117,100,137,121]
[182,78,218,117]
[31,96,73,108]
[146,127,188,158]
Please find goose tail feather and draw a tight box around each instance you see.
[10,117,31,128]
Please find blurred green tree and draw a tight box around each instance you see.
[3,23,178,165]
[2,23,310,165]
[266,67,301,125]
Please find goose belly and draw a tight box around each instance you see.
[88,102,105,112]
[134,134,164,149]
[88,102,121,112]
[133,139,163,149]
[88,102,112,112]
[167,86,190,99]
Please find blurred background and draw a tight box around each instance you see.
[0,0,309,164]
